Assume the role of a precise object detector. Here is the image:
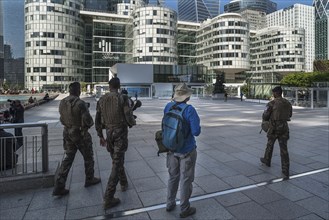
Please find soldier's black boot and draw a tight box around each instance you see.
[103,198,120,210]
[260,157,271,167]
[282,171,289,180]
[52,188,69,196]
[85,177,101,187]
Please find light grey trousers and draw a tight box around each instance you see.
[166,149,197,212]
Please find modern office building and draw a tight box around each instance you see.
[239,8,266,31]
[249,27,305,83]
[0,0,4,83]
[196,13,250,82]
[25,0,85,91]
[314,0,329,60]
[178,0,220,23]
[224,0,277,14]
[267,4,315,72]
[147,0,165,6]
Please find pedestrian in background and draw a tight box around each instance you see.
[240,92,243,101]
[9,100,24,148]
[95,77,136,209]
[224,92,228,102]
[163,83,201,218]
[260,86,292,179]
[53,82,100,196]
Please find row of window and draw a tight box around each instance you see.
[27,67,65,72]
[29,32,82,42]
[133,56,177,62]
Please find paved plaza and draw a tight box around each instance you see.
[0,94,328,220]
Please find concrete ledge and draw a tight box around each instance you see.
[0,161,59,194]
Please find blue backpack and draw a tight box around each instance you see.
[161,103,190,152]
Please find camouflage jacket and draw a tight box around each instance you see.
[95,91,136,138]
[59,95,94,131]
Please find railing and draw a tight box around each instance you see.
[0,122,48,177]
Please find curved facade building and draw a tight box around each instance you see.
[250,26,305,83]
[0,0,3,81]
[132,6,177,64]
[25,0,84,91]
[196,13,250,81]
[224,0,277,14]
[314,0,329,60]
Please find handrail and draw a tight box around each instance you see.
[0,122,49,173]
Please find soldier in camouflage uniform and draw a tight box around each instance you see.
[260,86,292,179]
[95,77,136,209]
[53,82,101,196]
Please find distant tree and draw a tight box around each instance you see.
[213,73,225,94]
[281,72,329,87]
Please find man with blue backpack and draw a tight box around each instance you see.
[162,83,201,218]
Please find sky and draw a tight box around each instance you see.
[2,0,314,58]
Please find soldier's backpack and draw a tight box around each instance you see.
[59,97,79,128]
[161,103,189,152]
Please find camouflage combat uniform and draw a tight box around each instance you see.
[95,91,136,201]
[262,97,292,176]
[54,95,95,190]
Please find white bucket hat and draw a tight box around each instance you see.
[173,83,193,102]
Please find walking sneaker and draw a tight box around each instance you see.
[166,203,176,212]
[260,158,271,167]
[180,207,196,218]
[84,177,101,187]
[103,198,121,210]
[52,188,69,196]
[121,183,128,192]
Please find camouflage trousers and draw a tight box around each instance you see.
[104,126,129,200]
[264,128,290,175]
[55,128,95,189]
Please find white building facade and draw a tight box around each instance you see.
[196,13,250,82]
[25,0,85,91]
[266,4,315,72]
[250,27,305,83]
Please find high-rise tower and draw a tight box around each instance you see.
[0,0,4,82]
[224,0,276,14]
[178,0,220,23]
[314,0,329,60]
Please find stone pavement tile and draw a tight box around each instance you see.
[227,201,278,219]
[125,160,156,180]
[296,213,326,220]
[145,156,167,173]
[310,155,329,164]
[124,147,144,162]
[249,173,277,182]
[97,155,113,172]
[0,205,28,220]
[0,189,34,210]
[133,176,166,193]
[138,188,167,207]
[67,182,103,210]
[116,213,151,220]
[230,151,261,166]
[191,198,234,220]
[290,177,329,201]
[215,191,251,207]
[28,188,68,211]
[289,153,317,165]
[147,207,182,220]
[242,186,284,205]
[136,144,158,158]
[194,140,214,151]
[194,164,211,178]
[203,149,237,163]
[224,160,264,176]
[222,174,255,188]
[196,152,222,168]
[105,189,143,213]
[296,196,329,219]
[211,144,242,154]
[263,199,311,219]
[23,206,66,220]
[207,164,239,178]
[290,162,315,174]
[66,205,104,220]
[156,171,169,186]
[307,162,329,169]
[267,182,313,202]
[309,171,329,185]
[194,175,231,193]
